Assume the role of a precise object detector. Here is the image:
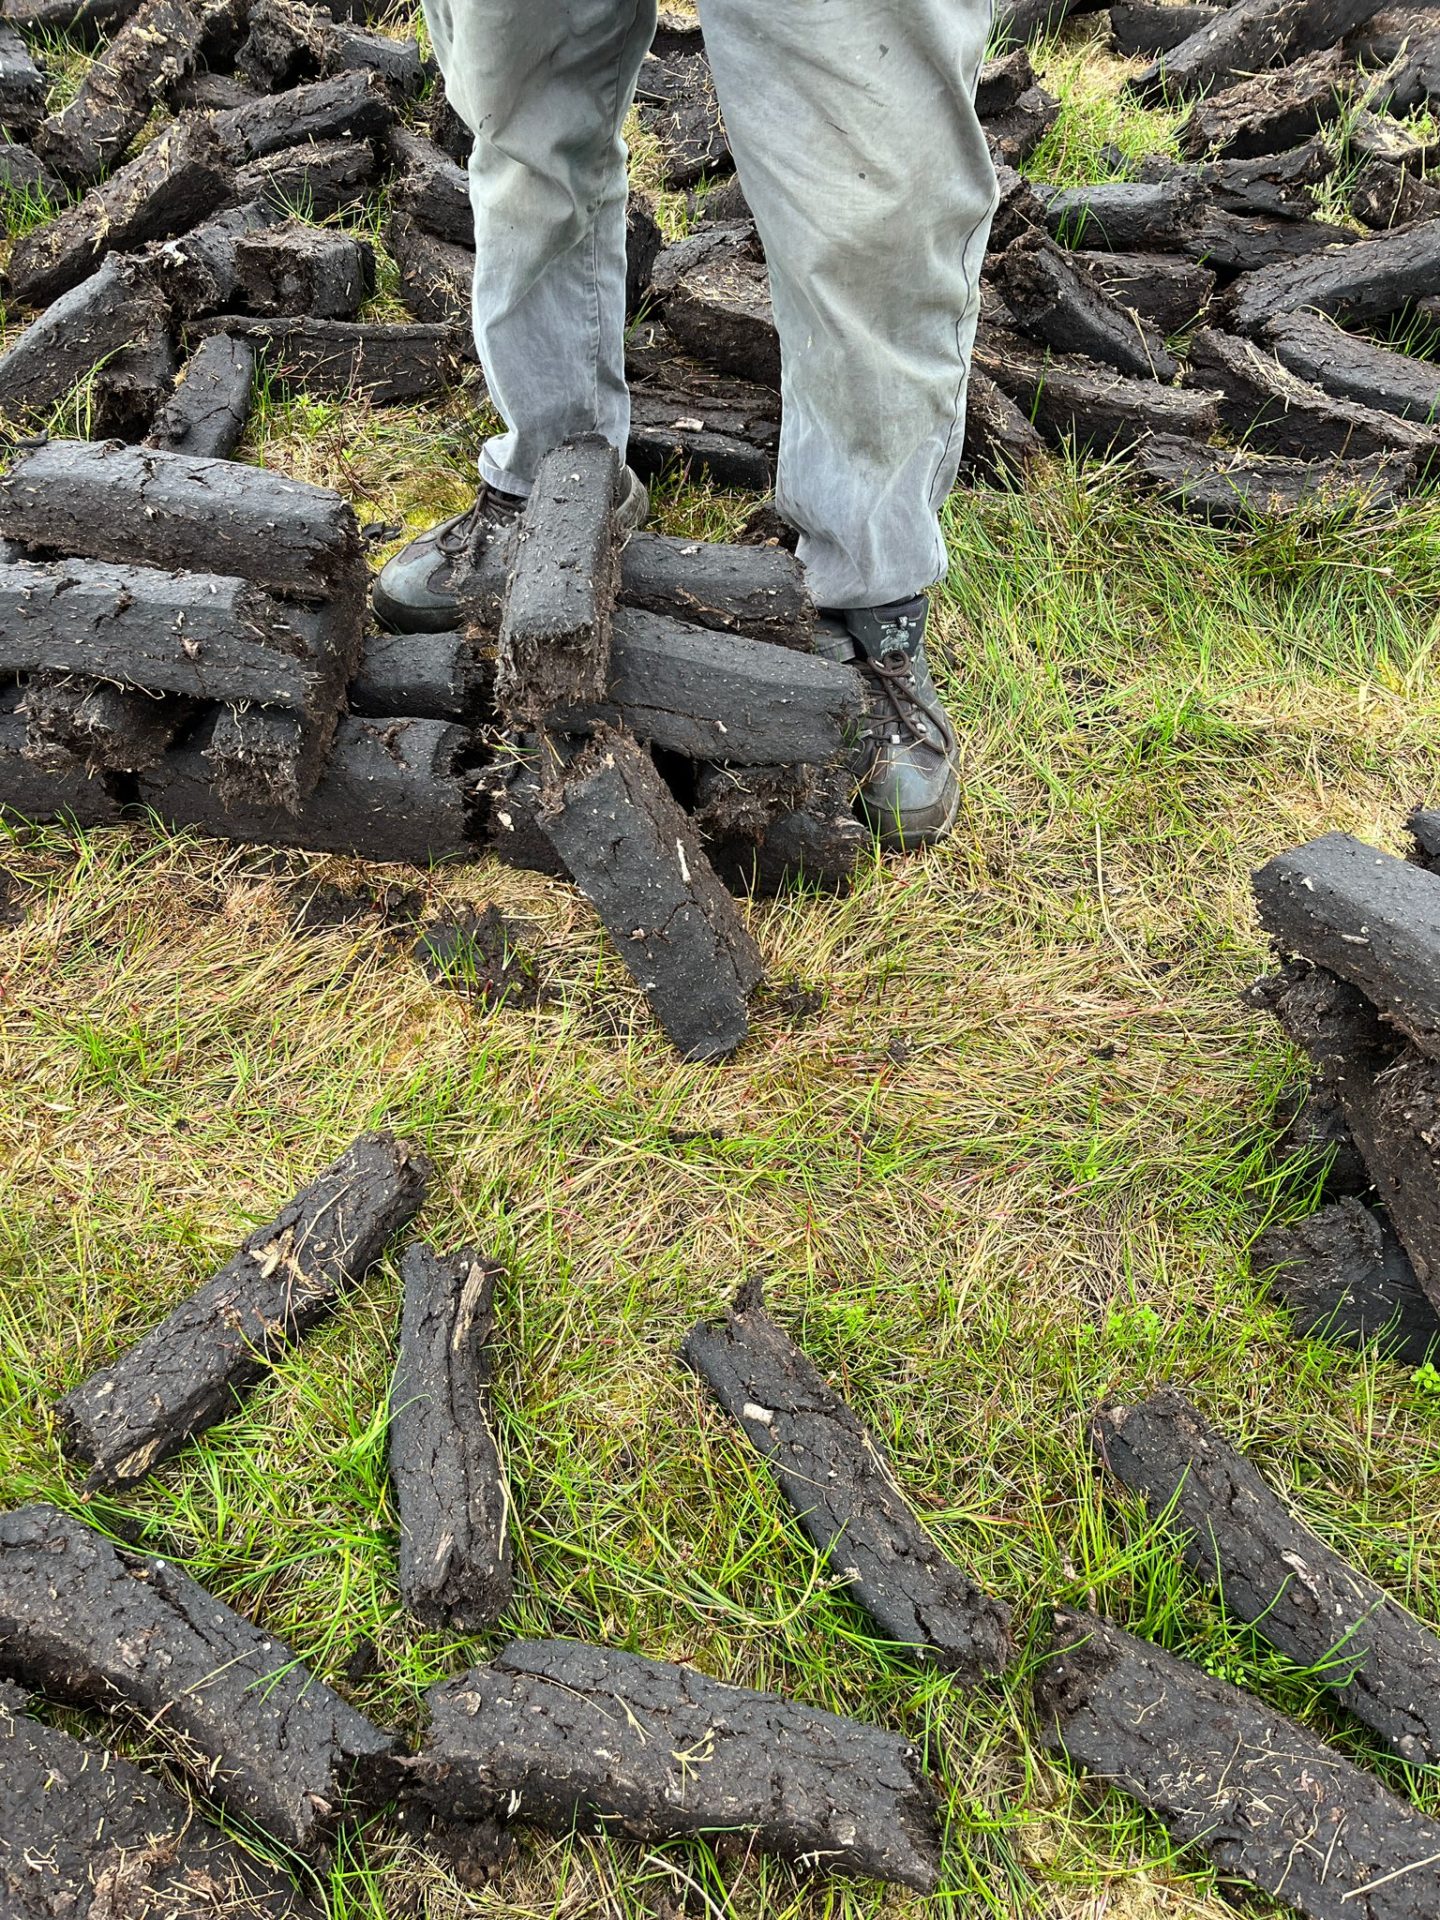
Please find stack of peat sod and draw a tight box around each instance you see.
[0,432,868,1058]
[0,1134,1013,1910]
[624,14,1440,519]
[1038,1384,1440,1920]
[1248,822,1440,1361]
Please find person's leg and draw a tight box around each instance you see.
[698,0,996,610]
[423,0,658,494]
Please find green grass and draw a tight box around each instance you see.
[4,9,1440,1919]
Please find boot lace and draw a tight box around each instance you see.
[864,648,945,750]
[436,485,522,558]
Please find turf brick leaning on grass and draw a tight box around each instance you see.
[1095,1385,1440,1764]
[57,1130,431,1487]
[684,1294,1013,1681]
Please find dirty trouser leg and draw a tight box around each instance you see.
[421,0,658,494]
[700,0,997,609]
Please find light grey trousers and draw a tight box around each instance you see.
[420,0,997,609]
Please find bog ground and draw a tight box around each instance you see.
[4,9,1440,1920]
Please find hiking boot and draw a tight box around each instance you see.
[813,594,960,851]
[371,465,650,634]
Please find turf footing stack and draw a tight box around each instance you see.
[0,437,367,819]
[1248,821,1440,1360]
[0,431,869,1060]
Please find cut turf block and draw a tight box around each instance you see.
[995,231,1177,378]
[204,700,336,811]
[1345,106,1435,167]
[1187,327,1438,461]
[1187,205,1359,272]
[993,0,1082,46]
[191,315,465,403]
[0,1680,318,1918]
[1265,309,1440,424]
[1043,175,1205,250]
[145,329,256,457]
[449,524,813,646]
[1351,4,1440,113]
[237,0,422,93]
[1227,216,1440,332]
[1255,831,1440,1055]
[1038,1608,1440,1920]
[7,111,232,307]
[990,161,1047,252]
[216,66,394,162]
[350,629,492,722]
[2,0,135,30]
[1110,0,1221,53]
[619,530,813,645]
[634,47,729,187]
[0,558,348,709]
[684,1295,1013,1677]
[0,438,366,603]
[1352,156,1440,227]
[386,123,471,243]
[387,210,473,328]
[233,220,372,318]
[1253,962,1440,1297]
[155,198,280,317]
[1411,804,1440,868]
[235,134,380,214]
[0,20,43,133]
[540,727,764,1060]
[1189,135,1335,216]
[1257,1197,1440,1362]
[1132,432,1414,521]
[471,739,567,879]
[960,367,1047,482]
[389,1244,514,1632]
[1096,1385,1440,1764]
[413,1640,942,1890]
[973,329,1220,451]
[494,433,621,713]
[555,606,866,767]
[1066,249,1216,333]
[694,762,867,896]
[32,0,203,184]
[0,699,124,825]
[1136,0,1301,101]
[0,140,62,199]
[24,674,192,773]
[975,45,1036,116]
[0,1505,401,1856]
[627,191,665,313]
[660,225,779,388]
[1178,45,1347,157]
[625,324,780,488]
[172,65,258,110]
[141,712,480,862]
[0,252,172,433]
[985,84,1062,166]
[56,1130,431,1487]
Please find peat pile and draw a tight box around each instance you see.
[1248,822,1440,1360]
[0,432,867,1057]
[1,1130,1012,1910]
[626,15,1440,519]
